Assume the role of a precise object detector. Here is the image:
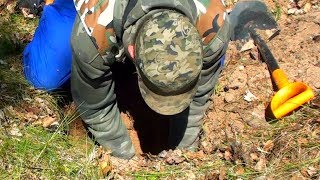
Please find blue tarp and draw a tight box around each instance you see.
[23,0,76,91]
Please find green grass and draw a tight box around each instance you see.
[0,125,99,179]
[0,11,100,179]
[272,0,282,21]
[0,11,38,57]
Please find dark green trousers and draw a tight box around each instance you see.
[71,16,135,159]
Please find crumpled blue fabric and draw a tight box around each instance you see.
[23,0,76,91]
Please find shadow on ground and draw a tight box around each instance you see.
[112,61,171,154]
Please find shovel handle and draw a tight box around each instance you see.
[249,29,290,89]
[271,69,290,89]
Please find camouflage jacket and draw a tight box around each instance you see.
[73,0,230,64]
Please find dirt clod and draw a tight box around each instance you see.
[42,116,57,128]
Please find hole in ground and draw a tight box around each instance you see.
[112,60,171,154]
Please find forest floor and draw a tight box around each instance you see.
[0,0,319,179]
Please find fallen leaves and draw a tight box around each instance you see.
[250,153,259,162]
[185,171,196,180]
[300,166,318,178]
[185,150,205,160]
[254,155,267,171]
[8,124,22,136]
[5,0,15,14]
[235,166,245,176]
[99,153,113,176]
[42,116,57,128]
[297,137,308,145]
[306,167,317,177]
[224,150,233,161]
[263,140,274,152]
[164,150,185,165]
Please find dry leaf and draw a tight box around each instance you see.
[186,150,205,160]
[290,173,306,180]
[205,170,220,180]
[153,161,162,171]
[165,150,185,165]
[5,1,16,14]
[219,167,227,180]
[42,116,57,128]
[185,171,196,180]
[300,167,309,177]
[306,167,317,177]
[263,140,274,152]
[201,140,213,153]
[255,156,267,171]
[25,106,41,114]
[297,137,308,145]
[100,154,112,176]
[0,0,6,5]
[9,126,22,136]
[235,166,245,175]
[25,112,39,122]
[218,152,224,159]
[311,129,319,138]
[224,150,232,161]
[250,153,259,161]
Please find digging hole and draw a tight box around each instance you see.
[112,61,171,154]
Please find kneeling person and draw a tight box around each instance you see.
[71,0,231,159]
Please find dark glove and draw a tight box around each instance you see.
[17,0,45,16]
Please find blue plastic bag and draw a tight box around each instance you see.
[23,0,76,91]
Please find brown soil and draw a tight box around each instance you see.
[200,5,320,154]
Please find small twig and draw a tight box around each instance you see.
[25,165,51,171]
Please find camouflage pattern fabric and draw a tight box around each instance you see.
[135,11,203,115]
[71,15,135,159]
[73,0,227,63]
[74,0,120,60]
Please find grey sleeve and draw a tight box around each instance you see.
[70,15,134,159]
